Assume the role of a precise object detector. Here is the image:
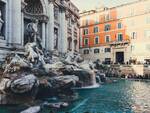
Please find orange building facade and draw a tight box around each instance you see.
[79,0,150,64]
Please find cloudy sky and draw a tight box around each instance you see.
[71,0,137,12]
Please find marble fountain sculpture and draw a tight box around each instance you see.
[0,19,100,112]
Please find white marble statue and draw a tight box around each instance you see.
[32,19,38,42]
[26,19,38,41]
[25,43,39,63]
[26,19,42,49]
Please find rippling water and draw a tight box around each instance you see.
[0,79,150,113]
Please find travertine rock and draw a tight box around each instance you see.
[20,106,41,113]
[10,74,39,94]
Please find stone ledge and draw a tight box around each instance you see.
[0,37,5,42]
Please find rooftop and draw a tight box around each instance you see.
[80,0,148,17]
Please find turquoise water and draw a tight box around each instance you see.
[0,79,150,113]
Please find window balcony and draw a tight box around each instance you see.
[109,39,130,47]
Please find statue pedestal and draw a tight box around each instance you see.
[0,36,6,46]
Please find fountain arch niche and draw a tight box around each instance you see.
[23,0,48,46]
[0,1,6,39]
[67,37,72,51]
[74,39,78,51]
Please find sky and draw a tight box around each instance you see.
[71,0,137,12]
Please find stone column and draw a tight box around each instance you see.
[71,22,75,53]
[21,0,26,46]
[42,23,46,48]
[58,9,67,53]
[80,28,83,48]
[62,10,68,53]
[46,1,54,51]
[11,0,22,47]
[58,12,62,52]
[77,23,80,52]
[21,12,24,46]
[7,0,12,45]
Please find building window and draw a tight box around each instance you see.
[146,16,150,24]
[117,11,122,19]
[95,15,99,24]
[131,45,135,51]
[94,26,99,33]
[105,13,110,21]
[84,49,89,54]
[131,32,137,39]
[105,48,111,53]
[94,49,100,53]
[117,33,123,41]
[146,44,150,51]
[104,24,111,31]
[145,30,150,38]
[130,8,134,16]
[83,28,88,35]
[105,35,110,43]
[95,36,99,44]
[84,38,89,45]
[105,58,111,64]
[145,4,150,13]
[118,22,122,29]
[85,19,88,26]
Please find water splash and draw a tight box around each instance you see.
[72,83,100,90]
